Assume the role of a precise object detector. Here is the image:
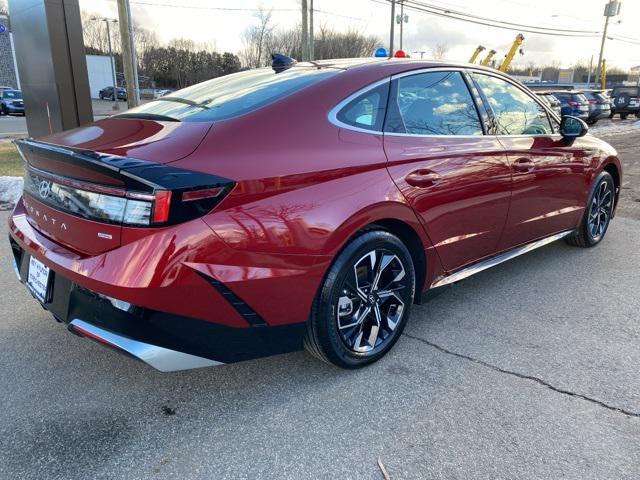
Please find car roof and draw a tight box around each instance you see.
[291,57,499,73]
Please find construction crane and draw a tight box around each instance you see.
[479,49,497,67]
[468,45,486,64]
[498,33,525,72]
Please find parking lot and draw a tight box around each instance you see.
[1,130,639,479]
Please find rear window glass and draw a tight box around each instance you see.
[613,87,639,96]
[3,90,22,99]
[573,94,588,102]
[121,67,340,122]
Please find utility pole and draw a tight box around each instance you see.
[301,0,309,61]
[92,16,119,111]
[399,1,404,50]
[309,0,314,60]
[586,55,593,87]
[397,1,408,51]
[389,0,396,57]
[594,0,621,89]
[116,0,140,107]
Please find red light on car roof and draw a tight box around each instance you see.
[394,49,407,58]
[152,190,172,223]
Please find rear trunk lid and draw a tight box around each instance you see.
[15,119,233,256]
[41,117,212,164]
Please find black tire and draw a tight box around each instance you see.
[636,112,640,119]
[304,229,416,368]
[566,171,615,248]
[620,113,629,120]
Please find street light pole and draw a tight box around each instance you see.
[92,16,120,111]
[399,1,404,51]
[389,0,396,57]
[594,0,620,89]
[301,0,309,61]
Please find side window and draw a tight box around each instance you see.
[385,71,483,136]
[472,73,553,135]
[336,83,388,131]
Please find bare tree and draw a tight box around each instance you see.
[240,8,274,68]
[0,0,8,15]
[431,43,448,60]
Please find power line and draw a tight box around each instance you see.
[407,0,601,34]
[116,0,368,22]
[391,0,640,44]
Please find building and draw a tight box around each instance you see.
[0,14,20,89]
[86,54,116,98]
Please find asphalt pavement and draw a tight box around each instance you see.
[1,208,639,479]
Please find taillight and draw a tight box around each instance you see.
[23,165,233,227]
[567,101,578,106]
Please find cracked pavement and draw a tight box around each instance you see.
[1,130,640,479]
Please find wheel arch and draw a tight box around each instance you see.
[324,202,441,304]
[601,159,622,217]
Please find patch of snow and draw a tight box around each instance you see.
[590,119,640,137]
[0,176,23,207]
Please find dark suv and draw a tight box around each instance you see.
[99,86,127,101]
[549,91,590,120]
[582,90,611,125]
[610,86,640,119]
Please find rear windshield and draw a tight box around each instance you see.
[3,90,22,99]
[121,67,340,122]
[613,87,639,96]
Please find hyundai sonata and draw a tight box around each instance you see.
[9,57,621,371]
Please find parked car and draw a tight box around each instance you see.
[0,89,25,116]
[9,58,622,372]
[548,90,590,120]
[536,92,562,117]
[582,89,612,125]
[609,86,640,119]
[99,86,127,101]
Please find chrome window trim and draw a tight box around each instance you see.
[327,77,390,135]
[328,66,561,138]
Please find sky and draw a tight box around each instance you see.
[80,0,640,70]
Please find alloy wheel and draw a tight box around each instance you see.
[336,249,409,354]
[588,179,613,241]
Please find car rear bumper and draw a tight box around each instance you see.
[4,105,24,113]
[8,199,321,370]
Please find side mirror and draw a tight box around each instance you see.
[560,115,588,138]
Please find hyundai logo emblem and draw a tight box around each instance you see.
[38,180,51,199]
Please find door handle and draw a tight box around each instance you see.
[405,170,441,188]
[512,158,534,173]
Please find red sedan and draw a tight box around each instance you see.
[9,57,621,371]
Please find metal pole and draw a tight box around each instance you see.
[594,1,613,89]
[105,19,120,111]
[586,54,593,88]
[309,0,314,60]
[117,0,139,107]
[399,1,404,51]
[389,0,395,57]
[301,0,309,61]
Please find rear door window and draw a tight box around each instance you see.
[472,73,553,135]
[384,71,483,136]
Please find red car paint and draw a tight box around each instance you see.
[8,59,622,366]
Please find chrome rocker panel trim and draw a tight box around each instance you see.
[430,230,574,288]
[69,319,223,372]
